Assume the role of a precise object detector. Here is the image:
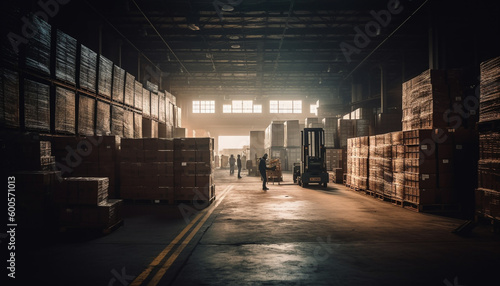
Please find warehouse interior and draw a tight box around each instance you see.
[1,0,500,285]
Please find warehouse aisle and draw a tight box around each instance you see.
[167,170,500,286]
[19,169,500,286]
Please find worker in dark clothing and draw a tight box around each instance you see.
[237,154,242,178]
[229,154,236,175]
[258,153,276,191]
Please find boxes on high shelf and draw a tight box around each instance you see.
[479,56,500,123]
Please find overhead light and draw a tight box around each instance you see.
[327,65,331,73]
[187,23,200,31]
[319,77,322,84]
[167,54,171,62]
[231,44,241,49]
[229,35,240,40]
[222,4,234,12]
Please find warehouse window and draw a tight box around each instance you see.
[270,100,302,113]
[270,100,279,113]
[192,100,215,113]
[223,104,232,113]
[224,100,259,113]
[293,100,302,113]
[232,100,243,113]
[253,104,262,113]
[242,100,253,113]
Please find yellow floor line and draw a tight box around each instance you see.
[130,184,232,286]
[147,185,234,286]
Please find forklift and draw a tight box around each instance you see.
[293,128,329,188]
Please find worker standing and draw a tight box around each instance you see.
[229,154,236,175]
[237,154,242,179]
[258,153,275,191]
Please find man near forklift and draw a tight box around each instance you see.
[259,153,276,191]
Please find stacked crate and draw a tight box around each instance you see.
[368,135,382,194]
[56,177,123,230]
[174,138,215,203]
[347,136,369,190]
[51,136,121,198]
[265,121,285,161]
[284,120,300,171]
[402,69,468,131]
[325,149,344,171]
[323,117,338,148]
[391,131,405,200]
[476,56,500,220]
[6,137,60,232]
[119,138,174,201]
[381,133,393,197]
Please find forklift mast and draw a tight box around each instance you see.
[301,128,326,174]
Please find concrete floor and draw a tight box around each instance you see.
[14,169,500,286]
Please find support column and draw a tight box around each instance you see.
[380,65,387,114]
[428,8,439,70]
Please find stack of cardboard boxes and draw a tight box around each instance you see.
[56,177,123,230]
[391,131,405,200]
[119,138,175,201]
[476,56,500,220]
[346,136,369,189]
[51,136,121,198]
[174,138,215,202]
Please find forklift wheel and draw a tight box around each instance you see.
[323,183,327,188]
[302,183,308,188]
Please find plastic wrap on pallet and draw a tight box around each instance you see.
[55,30,77,84]
[0,68,20,128]
[98,55,113,98]
[159,91,166,123]
[123,109,134,138]
[402,69,451,131]
[25,15,51,75]
[150,92,159,120]
[112,65,125,103]
[24,79,50,132]
[479,56,500,122]
[80,45,97,92]
[146,80,159,94]
[124,73,135,107]
[55,87,76,134]
[479,132,500,161]
[134,81,143,111]
[78,95,95,136]
[134,112,142,138]
[111,104,125,137]
[96,100,111,135]
[143,88,151,117]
